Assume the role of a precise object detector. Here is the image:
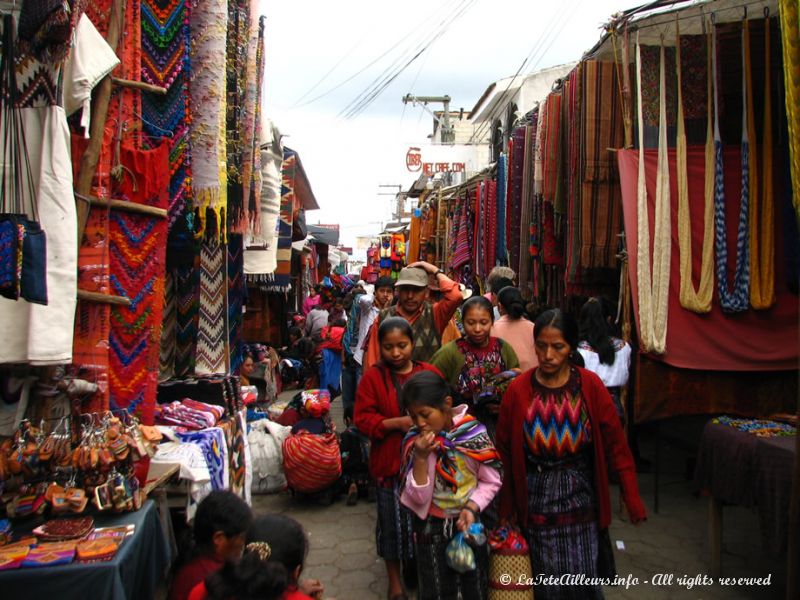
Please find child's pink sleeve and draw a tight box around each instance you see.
[399,455,435,520]
[468,461,502,513]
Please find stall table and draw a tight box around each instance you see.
[0,500,171,600]
[694,418,796,592]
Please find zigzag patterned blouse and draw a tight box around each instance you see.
[524,367,592,460]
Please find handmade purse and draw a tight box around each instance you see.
[0,14,48,305]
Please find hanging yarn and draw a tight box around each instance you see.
[677,19,715,313]
[635,37,671,354]
[779,0,800,222]
[713,22,750,313]
[748,17,775,309]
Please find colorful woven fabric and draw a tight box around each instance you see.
[639,44,677,127]
[519,124,535,292]
[195,238,227,374]
[450,196,471,270]
[713,24,750,313]
[261,149,296,292]
[680,35,709,121]
[580,60,624,269]
[542,92,563,204]
[108,143,169,424]
[189,0,228,239]
[141,0,193,230]
[283,432,342,493]
[780,0,800,221]
[83,0,141,198]
[175,261,199,376]
[508,128,526,273]
[159,271,176,380]
[227,234,245,373]
[495,154,507,265]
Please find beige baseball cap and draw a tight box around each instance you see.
[395,267,429,288]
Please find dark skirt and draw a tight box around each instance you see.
[412,515,489,600]
[525,454,604,600]
[374,477,414,561]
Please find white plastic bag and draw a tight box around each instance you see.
[247,420,292,494]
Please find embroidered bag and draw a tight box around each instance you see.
[0,15,48,305]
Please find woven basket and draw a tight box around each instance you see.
[488,547,534,600]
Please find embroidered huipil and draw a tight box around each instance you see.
[524,370,591,460]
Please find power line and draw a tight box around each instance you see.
[339,0,468,119]
[341,0,477,119]
[293,0,462,109]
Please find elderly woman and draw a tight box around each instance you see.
[495,309,646,600]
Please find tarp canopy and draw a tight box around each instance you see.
[307,225,339,246]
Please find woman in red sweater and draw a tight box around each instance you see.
[355,317,441,600]
[495,309,646,600]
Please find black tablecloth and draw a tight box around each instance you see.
[694,420,796,556]
[0,500,171,599]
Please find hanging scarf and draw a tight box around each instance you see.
[780,0,800,222]
[748,17,775,309]
[401,411,501,493]
[677,20,715,313]
[713,22,750,313]
[635,37,671,354]
[496,154,508,265]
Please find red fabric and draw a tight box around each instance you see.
[187,581,312,600]
[617,147,798,371]
[282,432,342,493]
[354,362,442,479]
[316,325,344,352]
[496,368,645,530]
[170,554,223,600]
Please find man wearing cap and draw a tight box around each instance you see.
[363,261,463,368]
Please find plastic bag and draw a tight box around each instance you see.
[445,532,476,573]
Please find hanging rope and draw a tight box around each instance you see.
[713,19,750,313]
[677,18,715,313]
[749,16,775,309]
[635,35,671,354]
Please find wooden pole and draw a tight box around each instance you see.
[77,289,131,307]
[111,77,167,95]
[76,194,168,219]
[74,0,125,244]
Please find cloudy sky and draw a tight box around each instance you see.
[259,0,625,258]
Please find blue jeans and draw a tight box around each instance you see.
[341,354,360,414]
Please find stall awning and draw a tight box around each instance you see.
[307,224,339,246]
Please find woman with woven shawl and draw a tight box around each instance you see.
[430,296,520,438]
[399,371,502,600]
[496,309,646,600]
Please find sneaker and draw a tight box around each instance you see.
[346,483,358,506]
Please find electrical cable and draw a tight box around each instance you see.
[341,0,477,119]
[340,0,470,119]
[295,0,463,108]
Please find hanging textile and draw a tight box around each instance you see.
[0,23,77,364]
[260,149,296,292]
[508,128,526,274]
[159,272,176,380]
[565,64,583,287]
[175,261,199,376]
[107,143,169,424]
[713,22,750,313]
[408,213,421,264]
[639,45,677,127]
[677,22,715,314]
[496,154,507,265]
[486,179,497,272]
[579,60,625,269]
[189,0,227,239]
[228,234,245,373]
[473,184,484,279]
[519,124,535,295]
[450,196,471,270]
[635,39,671,354]
[249,16,266,234]
[533,99,546,195]
[748,18,775,309]
[679,35,709,121]
[542,93,562,205]
[140,0,192,229]
[780,0,800,221]
[195,239,228,374]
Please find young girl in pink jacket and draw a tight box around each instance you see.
[399,371,502,600]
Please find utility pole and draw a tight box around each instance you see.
[378,184,405,222]
[401,94,454,144]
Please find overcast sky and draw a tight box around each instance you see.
[260,0,626,259]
